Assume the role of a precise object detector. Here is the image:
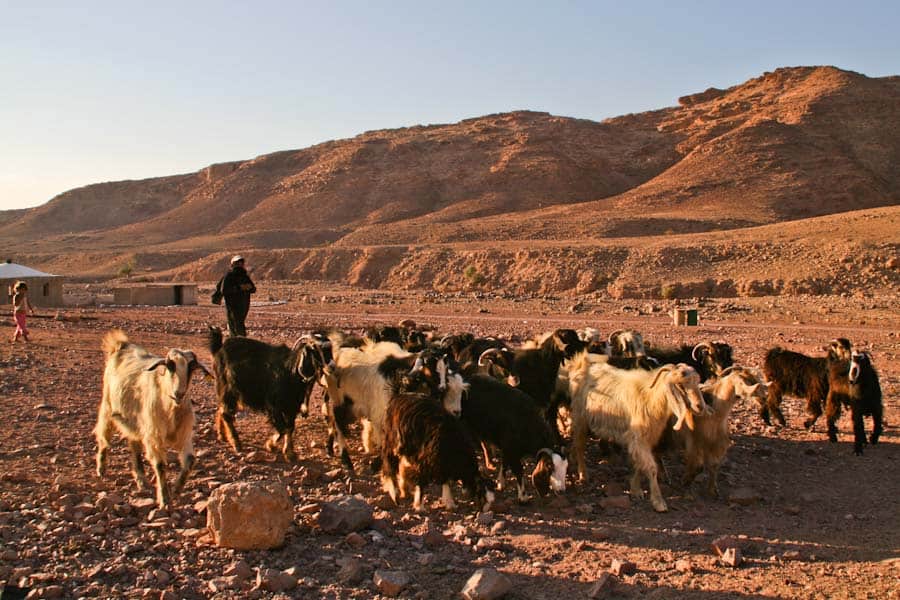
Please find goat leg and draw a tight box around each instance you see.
[218,410,242,453]
[871,405,883,445]
[174,453,195,494]
[153,460,170,508]
[824,391,840,442]
[803,395,824,430]
[705,460,721,498]
[481,441,495,471]
[765,385,785,426]
[128,440,150,491]
[281,427,297,462]
[265,432,282,453]
[851,407,866,455]
[441,483,457,510]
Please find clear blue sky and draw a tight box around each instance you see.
[2,0,897,210]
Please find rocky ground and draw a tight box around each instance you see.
[1,283,898,599]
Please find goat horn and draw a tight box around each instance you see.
[649,364,674,388]
[478,348,502,366]
[719,365,736,377]
[409,356,424,373]
[608,330,625,345]
[691,342,713,362]
[292,335,314,351]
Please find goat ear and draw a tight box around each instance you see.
[146,358,167,371]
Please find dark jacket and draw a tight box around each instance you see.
[218,266,256,308]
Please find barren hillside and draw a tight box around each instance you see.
[1,66,897,297]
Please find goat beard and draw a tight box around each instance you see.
[673,408,695,431]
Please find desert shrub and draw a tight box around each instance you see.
[118,260,134,278]
[464,265,485,286]
[660,283,679,299]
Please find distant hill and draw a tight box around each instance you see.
[2,66,898,297]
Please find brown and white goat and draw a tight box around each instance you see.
[678,366,767,497]
[567,355,707,512]
[95,329,209,508]
[826,350,884,454]
[326,342,465,472]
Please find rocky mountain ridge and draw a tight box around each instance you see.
[2,66,898,297]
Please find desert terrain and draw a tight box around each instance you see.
[0,284,898,599]
[0,63,898,598]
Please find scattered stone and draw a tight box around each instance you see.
[337,557,365,584]
[475,537,503,552]
[317,496,374,534]
[609,559,636,576]
[719,547,742,568]
[206,481,294,550]
[783,550,802,561]
[297,503,319,514]
[675,558,693,573]
[418,553,435,566]
[476,511,494,526]
[255,568,297,593]
[490,520,508,535]
[131,498,157,512]
[588,573,617,598]
[710,536,740,556]
[345,532,367,548]
[224,560,253,581]
[373,570,410,597]
[460,568,512,600]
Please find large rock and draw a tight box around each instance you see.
[461,568,512,600]
[317,496,374,534]
[373,570,409,597]
[206,481,293,549]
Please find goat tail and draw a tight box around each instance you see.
[101,329,129,357]
[207,325,224,355]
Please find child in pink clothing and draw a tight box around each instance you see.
[11,281,35,342]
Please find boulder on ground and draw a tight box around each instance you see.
[317,495,374,534]
[206,481,293,550]
[461,568,512,600]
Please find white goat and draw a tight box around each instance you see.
[94,329,209,508]
[567,353,707,512]
[677,365,766,497]
[326,342,466,471]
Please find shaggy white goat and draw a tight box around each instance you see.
[567,354,707,512]
[94,329,208,508]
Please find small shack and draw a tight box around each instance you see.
[0,261,64,307]
[112,284,198,306]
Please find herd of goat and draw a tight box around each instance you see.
[93,322,884,514]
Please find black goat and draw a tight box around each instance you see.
[480,328,586,435]
[381,391,494,513]
[760,338,852,428]
[826,350,883,454]
[647,341,734,382]
[208,327,334,461]
[461,374,568,502]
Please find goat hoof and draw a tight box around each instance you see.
[652,501,669,513]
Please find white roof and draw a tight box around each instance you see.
[0,262,58,279]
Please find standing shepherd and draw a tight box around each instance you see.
[215,256,256,337]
